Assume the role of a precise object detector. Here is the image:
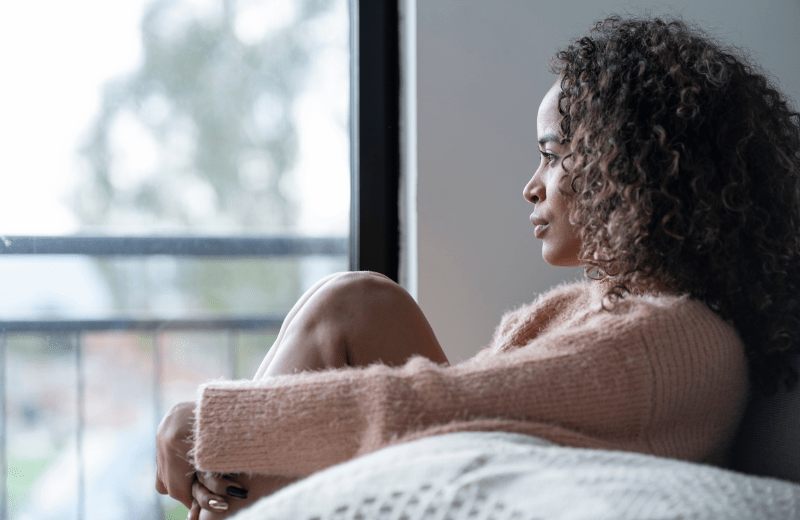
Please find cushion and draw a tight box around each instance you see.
[729,355,800,483]
[231,432,800,520]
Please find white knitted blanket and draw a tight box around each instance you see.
[232,432,800,520]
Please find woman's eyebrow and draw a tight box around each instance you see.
[538,133,560,146]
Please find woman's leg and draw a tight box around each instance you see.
[253,272,346,379]
[254,271,448,379]
[192,272,448,519]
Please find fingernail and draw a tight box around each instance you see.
[208,499,229,511]
[226,485,248,499]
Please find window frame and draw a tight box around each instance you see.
[349,0,402,280]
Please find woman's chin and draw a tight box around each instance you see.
[542,251,581,268]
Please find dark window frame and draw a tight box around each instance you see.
[349,0,401,281]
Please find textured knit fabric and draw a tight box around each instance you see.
[193,281,749,476]
[229,432,800,520]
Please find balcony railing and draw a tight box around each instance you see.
[0,235,348,257]
[0,235,348,520]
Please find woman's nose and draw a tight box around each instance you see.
[523,173,545,204]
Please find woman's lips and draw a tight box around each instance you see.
[530,214,549,238]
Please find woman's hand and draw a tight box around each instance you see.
[189,472,299,520]
[155,400,197,507]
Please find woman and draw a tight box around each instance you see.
[156,15,800,518]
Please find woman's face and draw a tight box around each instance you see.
[523,83,582,267]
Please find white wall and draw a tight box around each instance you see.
[412,0,800,362]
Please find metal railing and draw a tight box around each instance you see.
[0,235,348,257]
[0,235,348,520]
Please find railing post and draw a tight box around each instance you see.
[1,333,7,520]
[153,328,164,520]
[75,331,85,520]
[228,330,237,380]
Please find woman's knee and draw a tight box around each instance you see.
[271,271,444,372]
[317,271,447,366]
[322,271,409,311]
[326,270,394,285]
[285,272,406,344]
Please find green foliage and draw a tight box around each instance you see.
[164,500,189,520]
[6,333,74,356]
[7,456,56,517]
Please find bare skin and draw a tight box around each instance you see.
[523,81,582,267]
[155,271,448,518]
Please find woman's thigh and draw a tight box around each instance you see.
[259,271,448,377]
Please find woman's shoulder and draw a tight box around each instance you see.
[491,280,743,356]
[605,288,732,332]
[506,279,720,327]
[611,289,728,327]
[553,282,744,359]
[499,280,734,326]
[611,291,746,366]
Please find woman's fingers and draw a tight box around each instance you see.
[196,472,249,500]
[155,401,197,508]
[192,479,231,513]
[188,499,201,520]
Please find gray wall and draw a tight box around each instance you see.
[414,0,800,362]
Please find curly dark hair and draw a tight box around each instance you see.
[551,15,800,395]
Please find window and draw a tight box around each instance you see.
[0,0,401,518]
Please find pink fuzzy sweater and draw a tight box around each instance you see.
[193,281,749,476]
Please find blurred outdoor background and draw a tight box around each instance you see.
[0,0,350,518]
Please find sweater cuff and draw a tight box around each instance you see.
[192,377,367,475]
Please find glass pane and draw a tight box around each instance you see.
[1,0,351,518]
[0,0,350,238]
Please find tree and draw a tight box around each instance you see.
[77,0,336,233]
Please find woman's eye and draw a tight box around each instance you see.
[540,151,557,164]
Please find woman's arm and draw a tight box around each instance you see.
[192,294,748,477]
[193,313,655,476]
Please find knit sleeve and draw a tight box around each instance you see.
[192,306,655,476]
